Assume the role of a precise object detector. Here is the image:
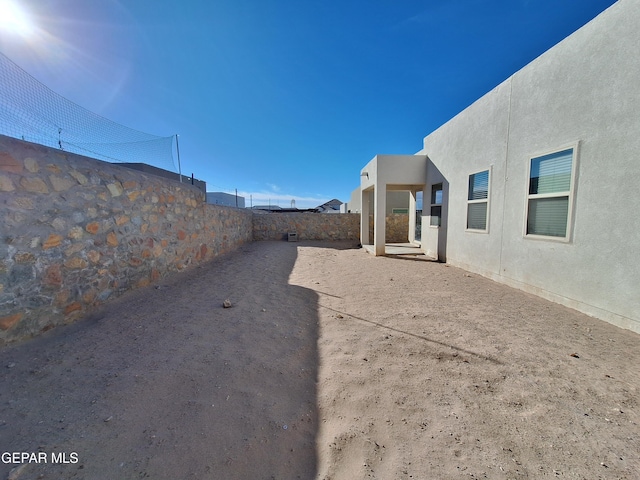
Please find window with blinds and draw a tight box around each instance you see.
[526,148,575,239]
[467,169,490,231]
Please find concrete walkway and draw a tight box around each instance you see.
[362,242,427,256]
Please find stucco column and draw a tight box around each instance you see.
[408,190,416,244]
[360,188,370,245]
[374,184,386,255]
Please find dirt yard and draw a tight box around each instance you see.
[0,241,638,479]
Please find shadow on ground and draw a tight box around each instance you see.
[0,242,320,480]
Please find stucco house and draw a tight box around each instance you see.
[358,0,639,333]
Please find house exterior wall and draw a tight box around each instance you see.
[420,81,510,267]
[386,191,410,215]
[361,154,427,191]
[348,187,361,213]
[350,187,410,215]
[417,0,639,332]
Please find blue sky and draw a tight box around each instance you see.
[0,0,617,208]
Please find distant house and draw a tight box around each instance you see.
[206,191,245,208]
[252,204,319,213]
[315,198,343,214]
[252,200,346,213]
[252,205,284,212]
[356,0,639,333]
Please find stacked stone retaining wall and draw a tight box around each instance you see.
[252,212,360,241]
[368,214,410,243]
[0,135,252,344]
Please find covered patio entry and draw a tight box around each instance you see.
[360,154,428,256]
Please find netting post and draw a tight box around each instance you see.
[175,134,183,183]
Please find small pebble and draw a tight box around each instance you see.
[7,463,28,480]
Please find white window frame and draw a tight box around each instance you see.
[524,143,579,242]
[466,167,491,233]
[430,183,443,227]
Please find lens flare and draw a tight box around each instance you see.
[0,0,137,114]
[0,0,35,37]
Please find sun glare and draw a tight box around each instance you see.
[0,0,35,37]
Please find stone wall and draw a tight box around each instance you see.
[0,135,252,344]
[368,214,410,243]
[252,212,360,241]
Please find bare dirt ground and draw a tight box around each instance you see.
[0,241,638,480]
